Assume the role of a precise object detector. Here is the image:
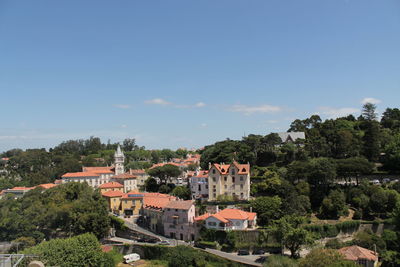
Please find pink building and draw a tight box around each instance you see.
[163,200,196,241]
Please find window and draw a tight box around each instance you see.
[224,176,227,182]
[212,177,216,182]
[232,177,235,183]
[208,222,216,226]
[212,169,216,174]
[206,185,208,189]
[241,193,244,198]
[198,185,201,191]
[240,176,243,181]
[231,169,235,175]
[240,184,243,189]
[175,209,178,212]
[224,185,227,189]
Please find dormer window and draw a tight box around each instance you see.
[212,169,216,174]
[231,169,235,175]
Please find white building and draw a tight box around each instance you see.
[189,170,209,200]
[114,145,125,175]
[195,208,257,231]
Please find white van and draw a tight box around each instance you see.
[123,253,140,263]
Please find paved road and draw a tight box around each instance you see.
[204,248,264,267]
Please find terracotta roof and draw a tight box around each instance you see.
[112,173,136,179]
[99,182,123,189]
[102,190,124,198]
[10,186,35,190]
[212,163,231,174]
[83,166,114,173]
[62,172,99,178]
[194,170,208,178]
[165,200,194,210]
[210,213,229,223]
[194,213,211,221]
[142,192,173,198]
[150,162,183,169]
[195,208,256,223]
[218,209,256,220]
[1,157,9,161]
[54,179,63,184]
[37,183,57,189]
[339,246,378,262]
[143,197,173,209]
[232,161,250,174]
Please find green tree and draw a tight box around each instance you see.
[299,248,360,267]
[147,164,182,184]
[22,233,114,267]
[250,196,282,226]
[171,186,191,200]
[271,215,313,258]
[319,190,348,219]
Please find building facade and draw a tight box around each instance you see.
[111,173,137,193]
[190,170,209,200]
[195,208,257,231]
[163,200,196,241]
[207,162,251,201]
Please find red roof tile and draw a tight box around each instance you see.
[83,166,114,174]
[165,200,194,210]
[62,172,99,178]
[102,190,124,198]
[194,213,211,221]
[339,246,378,262]
[37,183,57,189]
[99,182,123,189]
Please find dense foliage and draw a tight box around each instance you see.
[0,182,110,243]
[22,233,115,267]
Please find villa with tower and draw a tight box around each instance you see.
[61,145,137,192]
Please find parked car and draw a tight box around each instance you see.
[383,178,391,183]
[371,179,380,185]
[238,249,250,255]
[255,256,267,263]
[158,240,171,245]
[123,253,140,263]
[252,249,265,255]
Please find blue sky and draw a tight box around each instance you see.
[0,0,399,152]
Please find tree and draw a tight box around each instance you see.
[362,103,378,121]
[147,164,182,184]
[271,215,313,258]
[22,233,114,267]
[263,255,298,267]
[299,248,359,267]
[250,196,282,226]
[319,190,348,219]
[144,177,159,192]
[383,133,400,172]
[122,138,138,151]
[335,157,374,185]
[171,186,191,200]
[381,108,400,130]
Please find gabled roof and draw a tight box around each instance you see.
[165,200,194,210]
[193,170,208,178]
[277,132,305,143]
[102,190,124,198]
[218,209,256,220]
[129,169,146,175]
[99,182,123,189]
[143,197,173,210]
[121,190,144,199]
[62,172,100,178]
[212,163,231,174]
[194,208,256,223]
[112,173,136,179]
[339,245,378,262]
[82,166,114,174]
[37,183,57,189]
[232,162,250,174]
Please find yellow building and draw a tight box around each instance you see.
[99,181,124,194]
[120,191,144,216]
[102,190,124,214]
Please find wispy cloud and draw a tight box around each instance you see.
[144,98,171,105]
[200,123,207,128]
[317,106,359,118]
[145,98,206,109]
[114,104,131,109]
[228,104,282,115]
[361,97,381,105]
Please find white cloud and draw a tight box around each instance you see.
[121,124,127,128]
[114,104,131,109]
[200,123,207,128]
[194,102,206,108]
[361,97,381,105]
[318,107,359,118]
[145,98,171,105]
[229,104,282,115]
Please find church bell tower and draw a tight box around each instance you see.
[114,144,125,175]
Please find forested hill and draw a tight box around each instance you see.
[200,104,400,173]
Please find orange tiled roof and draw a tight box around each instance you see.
[194,170,208,178]
[102,190,124,198]
[232,161,250,174]
[218,208,256,220]
[62,172,99,178]
[339,246,378,262]
[165,200,194,210]
[143,197,173,209]
[37,183,57,189]
[142,192,173,198]
[212,163,231,174]
[194,213,211,221]
[99,182,123,189]
[82,166,114,173]
[121,191,144,199]
[112,173,136,179]
[211,213,229,223]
